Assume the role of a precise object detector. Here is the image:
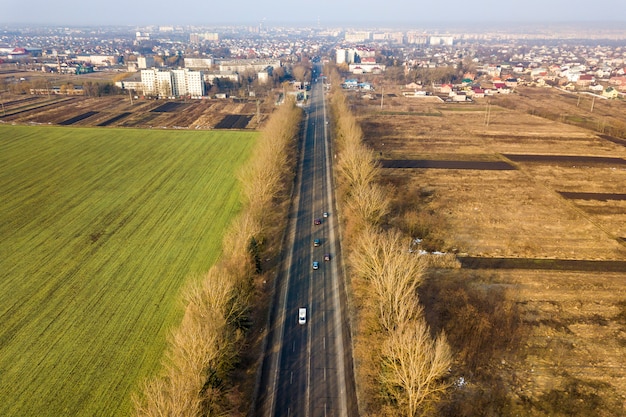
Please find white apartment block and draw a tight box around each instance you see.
[156,71,173,97]
[428,36,454,46]
[344,31,371,42]
[185,70,205,96]
[184,57,213,69]
[336,48,373,65]
[336,49,347,64]
[216,58,280,73]
[138,56,154,69]
[141,68,205,98]
[406,33,428,45]
[140,69,157,95]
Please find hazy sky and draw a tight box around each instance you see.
[2,0,626,26]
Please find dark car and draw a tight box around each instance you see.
[324,253,331,261]
[314,218,321,225]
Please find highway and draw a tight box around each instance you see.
[256,68,357,417]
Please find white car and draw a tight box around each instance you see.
[298,308,307,324]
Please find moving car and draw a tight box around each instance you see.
[314,218,321,225]
[323,212,329,218]
[298,308,307,324]
[312,261,319,270]
[324,253,331,261]
[314,238,320,247]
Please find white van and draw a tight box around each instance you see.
[298,308,307,325]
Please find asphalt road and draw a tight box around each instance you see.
[256,70,357,417]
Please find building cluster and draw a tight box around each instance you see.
[343,30,454,45]
[122,58,280,98]
[1,24,625,100]
[335,47,386,74]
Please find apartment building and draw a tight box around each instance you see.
[141,68,205,97]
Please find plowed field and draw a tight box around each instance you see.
[0,94,266,130]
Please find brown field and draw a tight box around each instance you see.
[0,94,267,129]
[0,68,275,129]
[351,86,626,415]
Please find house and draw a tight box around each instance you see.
[602,87,619,99]
[440,84,453,94]
[470,88,485,98]
[505,78,518,88]
[577,74,595,87]
[451,92,468,102]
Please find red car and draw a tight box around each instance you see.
[314,218,321,225]
[324,253,331,261]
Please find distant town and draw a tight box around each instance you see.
[1,23,625,101]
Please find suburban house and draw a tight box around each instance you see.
[602,87,619,99]
[576,74,595,87]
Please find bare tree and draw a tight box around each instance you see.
[291,64,310,83]
[381,320,452,417]
[345,182,389,227]
[349,228,425,331]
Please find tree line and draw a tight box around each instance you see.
[132,100,302,416]
[327,66,452,417]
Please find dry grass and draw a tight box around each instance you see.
[349,84,626,415]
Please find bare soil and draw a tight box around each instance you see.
[1,93,268,130]
[351,86,626,415]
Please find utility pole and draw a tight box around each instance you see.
[380,86,384,110]
[590,96,595,113]
[484,102,491,127]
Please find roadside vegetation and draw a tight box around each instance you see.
[327,67,453,417]
[133,99,302,416]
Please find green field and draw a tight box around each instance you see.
[0,125,256,416]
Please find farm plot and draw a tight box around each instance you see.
[59,110,99,125]
[352,90,626,413]
[0,92,269,130]
[0,97,79,121]
[215,114,254,129]
[97,112,131,126]
[0,124,256,417]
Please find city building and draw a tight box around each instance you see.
[141,68,205,98]
[184,57,213,70]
